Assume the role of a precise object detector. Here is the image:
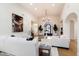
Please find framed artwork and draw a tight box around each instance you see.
[12,13,23,32]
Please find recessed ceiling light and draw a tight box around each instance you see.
[42,17,45,19]
[30,3,33,5]
[35,8,37,10]
[51,4,55,7]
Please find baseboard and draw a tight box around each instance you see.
[52,46,69,49]
[0,51,2,53]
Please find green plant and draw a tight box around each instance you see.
[53,24,58,33]
[38,25,43,32]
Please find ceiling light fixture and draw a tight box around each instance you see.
[30,3,33,5]
[51,4,55,7]
[35,8,37,10]
[42,17,45,20]
[45,9,48,17]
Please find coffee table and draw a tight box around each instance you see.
[39,44,51,56]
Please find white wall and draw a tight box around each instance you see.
[0,3,36,37]
[61,3,79,55]
[70,20,74,40]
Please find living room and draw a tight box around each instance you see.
[0,3,79,56]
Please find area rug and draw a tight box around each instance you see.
[51,47,59,56]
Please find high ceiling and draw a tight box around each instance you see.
[20,3,65,18]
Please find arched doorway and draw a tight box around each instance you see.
[70,20,74,39]
[67,13,77,40]
[66,12,77,55]
[44,22,52,36]
[41,18,53,36]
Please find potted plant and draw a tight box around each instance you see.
[53,24,58,35]
[61,27,63,35]
[38,25,43,32]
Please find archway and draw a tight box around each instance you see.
[66,12,77,55]
[66,12,77,40]
[44,22,52,36]
[42,18,53,36]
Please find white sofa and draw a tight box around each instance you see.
[0,36,38,56]
[52,35,70,48]
[41,35,70,48]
